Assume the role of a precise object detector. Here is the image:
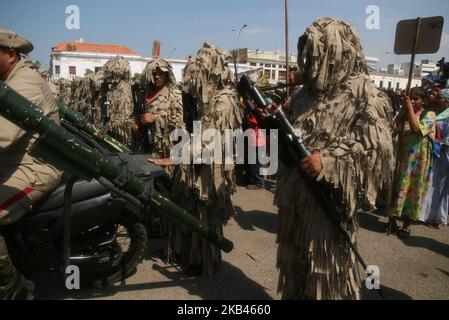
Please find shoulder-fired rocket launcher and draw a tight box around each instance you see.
[0,80,233,253]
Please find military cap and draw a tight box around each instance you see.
[0,28,34,54]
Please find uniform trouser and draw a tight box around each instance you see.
[0,176,46,290]
[246,146,265,187]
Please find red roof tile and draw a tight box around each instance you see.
[53,42,138,56]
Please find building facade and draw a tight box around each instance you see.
[230,48,297,84]
[387,59,439,78]
[49,40,188,82]
[370,72,422,91]
[49,41,423,90]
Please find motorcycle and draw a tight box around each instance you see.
[0,86,233,295]
[1,154,166,289]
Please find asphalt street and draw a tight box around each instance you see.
[34,184,449,300]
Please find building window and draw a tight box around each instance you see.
[388,81,392,89]
[271,70,276,80]
[95,67,102,73]
[250,63,257,67]
[379,80,384,88]
[396,82,400,90]
[55,65,60,75]
[264,69,270,78]
[278,70,287,80]
[69,66,76,75]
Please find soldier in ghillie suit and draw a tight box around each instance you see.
[101,56,134,148]
[69,76,83,112]
[168,43,242,275]
[132,58,184,158]
[274,18,394,299]
[135,58,185,239]
[77,72,103,126]
[55,78,72,106]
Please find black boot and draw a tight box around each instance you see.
[0,249,35,300]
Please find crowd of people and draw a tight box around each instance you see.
[0,16,448,301]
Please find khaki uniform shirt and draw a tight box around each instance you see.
[0,59,62,194]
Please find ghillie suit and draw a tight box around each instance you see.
[55,78,72,106]
[77,72,103,126]
[275,18,395,300]
[69,76,83,113]
[100,56,134,148]
[169,43,242,275]
[137,58,184,158]
[138,58,185,238]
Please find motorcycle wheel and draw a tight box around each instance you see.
[82,213,148,288]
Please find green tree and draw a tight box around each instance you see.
[84,68,94,76]
[256,74,270,86]
[132,73,141,82]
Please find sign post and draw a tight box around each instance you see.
[285,0,290,97]
[394,16,444,92]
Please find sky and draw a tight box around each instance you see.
[1,0,448,69]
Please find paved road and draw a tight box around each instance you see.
[34,185,449,300]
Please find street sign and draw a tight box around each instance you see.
[394,16,444,55]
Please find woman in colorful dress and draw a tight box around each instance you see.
[389,87,436,238]
[420,89,449,228]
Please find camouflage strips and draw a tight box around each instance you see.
[169,121,279,175]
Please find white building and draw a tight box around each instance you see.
[50,41,145,80]
[370,72,421,91]
[230,48,297,84]
[387,59,439,78]
[49,40,189,82]
[418,59,439,77]
[366,56,379,72]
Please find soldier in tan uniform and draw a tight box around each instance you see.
[0,28,63,299]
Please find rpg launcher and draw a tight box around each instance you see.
[0,81,233,254]
[237,73,384,298]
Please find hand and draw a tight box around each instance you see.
[266,102,281,114]
[131,123,142,138]
[400,93,412,109]
[254,107,267,119]
[140,113,157,125]
[299,151,322,179]
[283,97,292,109]
[149,158,173,167]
